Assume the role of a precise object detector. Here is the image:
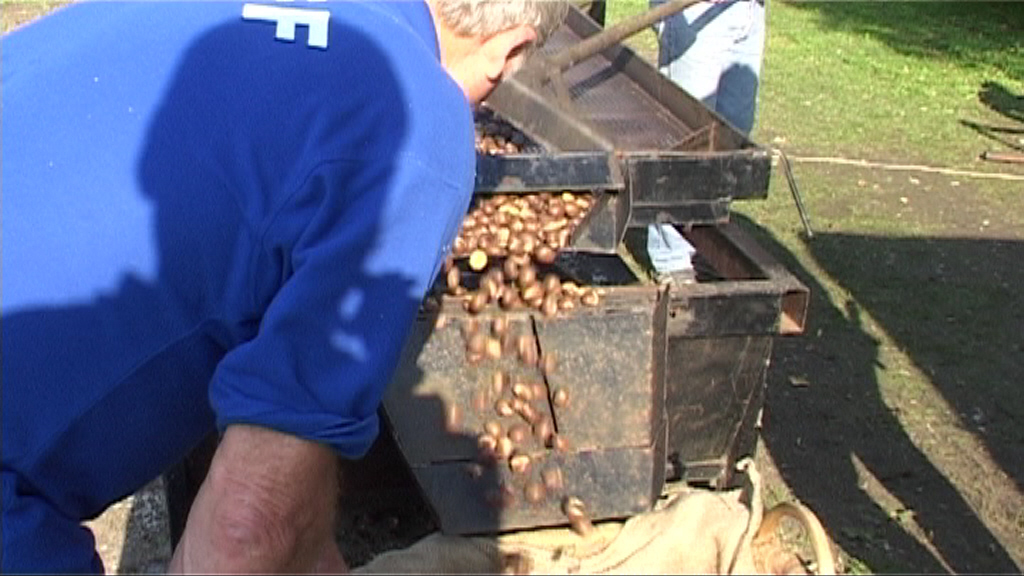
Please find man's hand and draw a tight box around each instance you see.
[168,424,349,574]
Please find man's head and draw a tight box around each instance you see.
[428,0,569,104]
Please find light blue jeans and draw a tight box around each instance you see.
[653,0,767,136]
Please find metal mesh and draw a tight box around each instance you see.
[538,27,696,151]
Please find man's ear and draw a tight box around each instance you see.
[480,25,538,82]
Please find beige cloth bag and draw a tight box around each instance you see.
[355,460,835,575]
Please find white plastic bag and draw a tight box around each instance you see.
[646,223,696,276]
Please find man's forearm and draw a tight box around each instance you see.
[169,424,348,573]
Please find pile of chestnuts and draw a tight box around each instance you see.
[475,109,532,156]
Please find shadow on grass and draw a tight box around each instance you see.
[732,214,1022,573]
[979,81,1024,125]
[961,82,1024,154]
[785,1,1024,83]
[960,119,1024,154]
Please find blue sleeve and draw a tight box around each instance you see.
[142,0,474,458]
[209,146,472,457]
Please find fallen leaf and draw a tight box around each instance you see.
[788,375,811,388]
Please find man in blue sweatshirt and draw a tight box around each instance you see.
[1,0,567,572]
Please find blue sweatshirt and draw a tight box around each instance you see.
[2,0,474,516]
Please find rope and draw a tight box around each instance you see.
[781,154,1024,182]
[727,457,762,575]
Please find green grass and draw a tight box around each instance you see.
[607,0,1024,170]
[759,2,1023,169]
[606,0,660,61]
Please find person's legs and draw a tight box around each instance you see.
[656,0,730,113]
[714,0,766,135]
[655,0,766,135]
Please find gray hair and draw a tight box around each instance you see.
[433,0,570,45]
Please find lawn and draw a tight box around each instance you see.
[608,0,1024,170]
[757,2,1022,170]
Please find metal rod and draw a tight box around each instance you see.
[773,148,814,239]
[547,0,705,72]
[981,150,1024,164]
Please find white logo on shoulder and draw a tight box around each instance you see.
[242,2,330,49]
